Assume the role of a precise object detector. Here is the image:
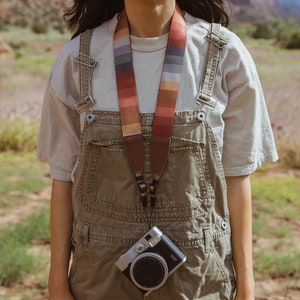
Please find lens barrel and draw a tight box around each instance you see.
[130,253,168,291]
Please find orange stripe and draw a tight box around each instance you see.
[156,90,178,108]
[155,106,176,118]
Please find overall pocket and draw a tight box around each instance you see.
[86,139,140,211]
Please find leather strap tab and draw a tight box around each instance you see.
[150,135,171,180]
[123,134,145,174]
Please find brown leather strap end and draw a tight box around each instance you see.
[150,135,171,180]
[123,134,145,174]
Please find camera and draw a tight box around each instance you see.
[115,226,186,295]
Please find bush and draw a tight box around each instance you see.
[0,19,8,31]
[275,18,300,49]
[277,142,300,169]
[0,245,34,286]
[255,251,300,278]
[239,17,300,49]
[0,209,49,286]
[53,21,66,34]
[285,32,300,49]
[0,118,38,152]
[31,19,49,34]
[252,23,275,39]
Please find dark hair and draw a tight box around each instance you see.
[65,0,230,38]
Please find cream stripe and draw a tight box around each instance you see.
[123,123,142,136]
[159,81,178,91]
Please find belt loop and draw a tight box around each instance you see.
[82,223,90,249]
[72,222,80,244]
[203,227,212,253]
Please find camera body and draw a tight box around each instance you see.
[115,226,186,295]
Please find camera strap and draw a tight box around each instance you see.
[114,5,187,208]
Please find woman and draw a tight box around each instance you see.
[37,0,278,299]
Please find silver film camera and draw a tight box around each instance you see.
[115,226,186,295]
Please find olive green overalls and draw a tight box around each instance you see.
[69,24,236,300]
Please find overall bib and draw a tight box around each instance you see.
[69,22,236,300]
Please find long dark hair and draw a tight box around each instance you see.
[65,0,230,38]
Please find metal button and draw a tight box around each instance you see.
[221,221,227,230]
[86,113,96,123]
[197,111,206,121]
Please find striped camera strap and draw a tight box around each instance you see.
[114,5,187,207]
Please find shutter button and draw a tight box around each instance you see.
[135,243,145,253]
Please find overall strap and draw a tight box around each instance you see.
[74,29,97,114]
[197,23,227,113]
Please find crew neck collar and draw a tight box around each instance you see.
[130,33,169,52]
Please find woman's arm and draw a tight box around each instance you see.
[48,179,74,300]
[226,175,255,300]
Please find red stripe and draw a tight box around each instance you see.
[116,70,135,81]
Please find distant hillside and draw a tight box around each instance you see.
[0,0,71,28]
[276,0,300,17]
[230,0,300,18]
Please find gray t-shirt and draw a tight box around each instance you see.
[37,12,278,181]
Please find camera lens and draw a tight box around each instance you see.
[130,253,168,291]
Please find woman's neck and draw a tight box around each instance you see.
[124,0,176,37]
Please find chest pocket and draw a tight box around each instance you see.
[76,114,215,223]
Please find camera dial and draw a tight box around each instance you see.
[130,252,168,291]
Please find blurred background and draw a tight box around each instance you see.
[0,0,299,299]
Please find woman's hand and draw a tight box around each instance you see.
[49,290,74,300]
[49,289,75,300]
[235,289,255,300]
[48,267,75,300]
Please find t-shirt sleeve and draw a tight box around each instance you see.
[221,33,278,176]
[36,43,81,181]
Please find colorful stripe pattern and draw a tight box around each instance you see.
[114,5,187,138]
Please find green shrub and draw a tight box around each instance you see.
[275,19,300,49]
[277,142,300,169]
[255,251,300,278]
[252,176,300,204]
[0,19,7,31]
[31,20,49,34]
[0,245,34,286]
[8,40,28,59]
[285,31,300,49]
[252,23,275,39]
[0,209,49,286]
[0,118,38,152]
[4,210,50,245]
[54,21,66,34]
[8,40,28,51]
